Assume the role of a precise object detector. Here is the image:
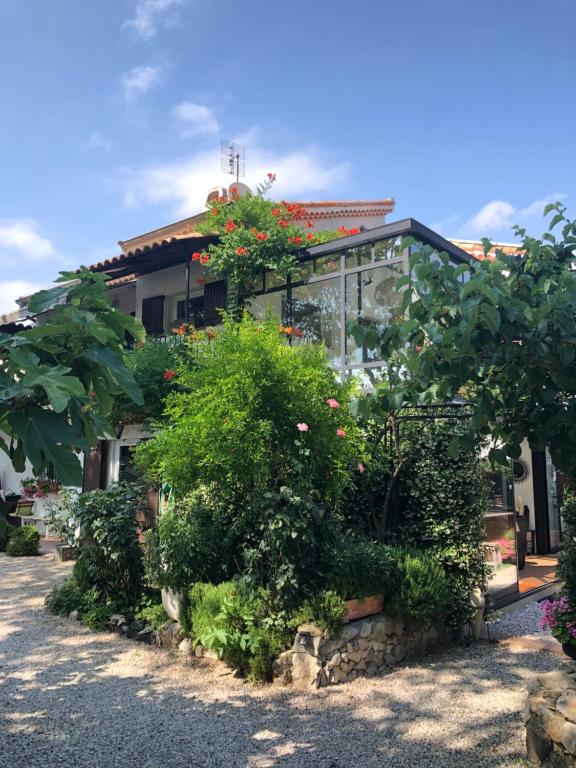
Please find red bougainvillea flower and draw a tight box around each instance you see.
[267,172,277,181]
[348,227,361,235]
[211,208,219,216]
[292,328,304,338]
[279,220,289,228]
[225,220,237,232]
[271,208,282,217]
[206,329,217,340]
[236,246,248,256]
[288,235,303,245]
[326,398,341,409]
[279,324,294,336]
[163,370,177,381]
[358,463,366,474]
[306,233,314,241]
[415,344,422,353]
[337,225,348,236]
[192,252,202,261]
[307,220,314,228]
[296,423,309,432]
[200,255,210,264]
[256,231,269,241]
[336,428,346,438]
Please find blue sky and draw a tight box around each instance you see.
[0,0,574,312]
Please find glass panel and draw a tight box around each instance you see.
[245,271,264,293]
[247,290,287,324]
[175,296,205,329]
[374,237,404,262]
[345,263,403,364]
[314,254,341,276]
[546,448,562,550]
[345,244,372,269]
[291,278,342,367]
[290,259,314,284]
[485,511,518,595]
[265,269,287,291]
[119,445,141,483]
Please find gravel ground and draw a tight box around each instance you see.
[491,598,558,641]
[0,551,562,768]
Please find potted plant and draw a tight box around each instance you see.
[539,594,576,658]
[16,498,35,516]
[343,593,385,623]
[4,490,21,515]
[21,478,36,498]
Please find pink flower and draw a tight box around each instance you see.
[336,428,346,438]
[358,463,366,474]
[296,423,309,432]
[326,398,341,409]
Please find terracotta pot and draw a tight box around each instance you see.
[344,594,385,623]
[562,642,576,660]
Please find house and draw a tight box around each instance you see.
[0,194,561,603]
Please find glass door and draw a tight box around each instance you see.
[545,448,562,551]
[485,463,518,599]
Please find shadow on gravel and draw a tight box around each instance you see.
[0,554,560,768]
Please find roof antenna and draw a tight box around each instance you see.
[220,139,245,184]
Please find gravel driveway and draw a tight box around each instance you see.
[0,550,562,768]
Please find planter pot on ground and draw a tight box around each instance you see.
[161,588,185,621]
[54,544,75,563]
[343,594,385,623]
[562,642,576,660]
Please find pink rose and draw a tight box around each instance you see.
[297,423,309,432]
[326,398,341,409]
[358,463,366,474]
[336,428,346,438]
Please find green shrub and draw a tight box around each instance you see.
[43,488,80,549]
[323,536,394,600]
[558,488,576,604]
[144,491,231,594]
[387,549,451,627]
[135,593,170,630]
[6,526,40,556]
[187,582,290,681]
[81,600,114,631]
[0,516,12,551]
[291,590,346,635]
[74,482,146,602]
[45,578,85,616]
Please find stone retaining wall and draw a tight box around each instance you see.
[526,665,576,766]
[287,610,453,688]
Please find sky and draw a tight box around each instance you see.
[0,0,574,313]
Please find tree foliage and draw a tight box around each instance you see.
[353,203,576,475]
[0,269,144,486]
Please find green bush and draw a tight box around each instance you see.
[387,549,451,627]
[144,491,231,594]
[0,516,12,551]
[291,590,346,635]
[558,488,576,604]
[6,526,40,556]
[74,482,146,603]
[187,582,290,682]
[323,536,395,600]
[45,578,85,616]
[43,488,80,550]
[134,593,170,630]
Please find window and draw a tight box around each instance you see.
[345,263,403,364]
[345,244,371,269]
[291,277,342,366]
[247,288,288,323]
[176,296,205,328]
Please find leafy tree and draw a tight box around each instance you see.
[352,203,576,475]
[0,269,144,487]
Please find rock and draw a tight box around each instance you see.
[347,649,365,664]
[194,644,204,658]
[68,610,79,621]
[178,638,193,656]
[109,614,125,626]
[155,621,184,649]
[136,627,155,644]
[526,714,553,764]
[561,722,576,754]
[204,649,219,661]
[538,671,576,693]
[539,706,567,743]
[291,652,322,688]
[272,650,292,685]
[296,623,323,637]
[360,621,373,638]
[557,694,576,724]
[326,653,342,672]
[339,624,360,643]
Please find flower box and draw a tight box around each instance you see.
[343,594,385,623]
[16,500,34,516]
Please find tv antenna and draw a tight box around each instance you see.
[221,140,245,183]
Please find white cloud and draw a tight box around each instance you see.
[0,220,56,262]
[124,0,185,40]
[87,131,112,151]
[173,102,219,137]
[121,139,352,217]
[121,65,162,100]
[458,193,567,238]
[0,280,45,316]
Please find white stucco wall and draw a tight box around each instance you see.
[514,438,536,530]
